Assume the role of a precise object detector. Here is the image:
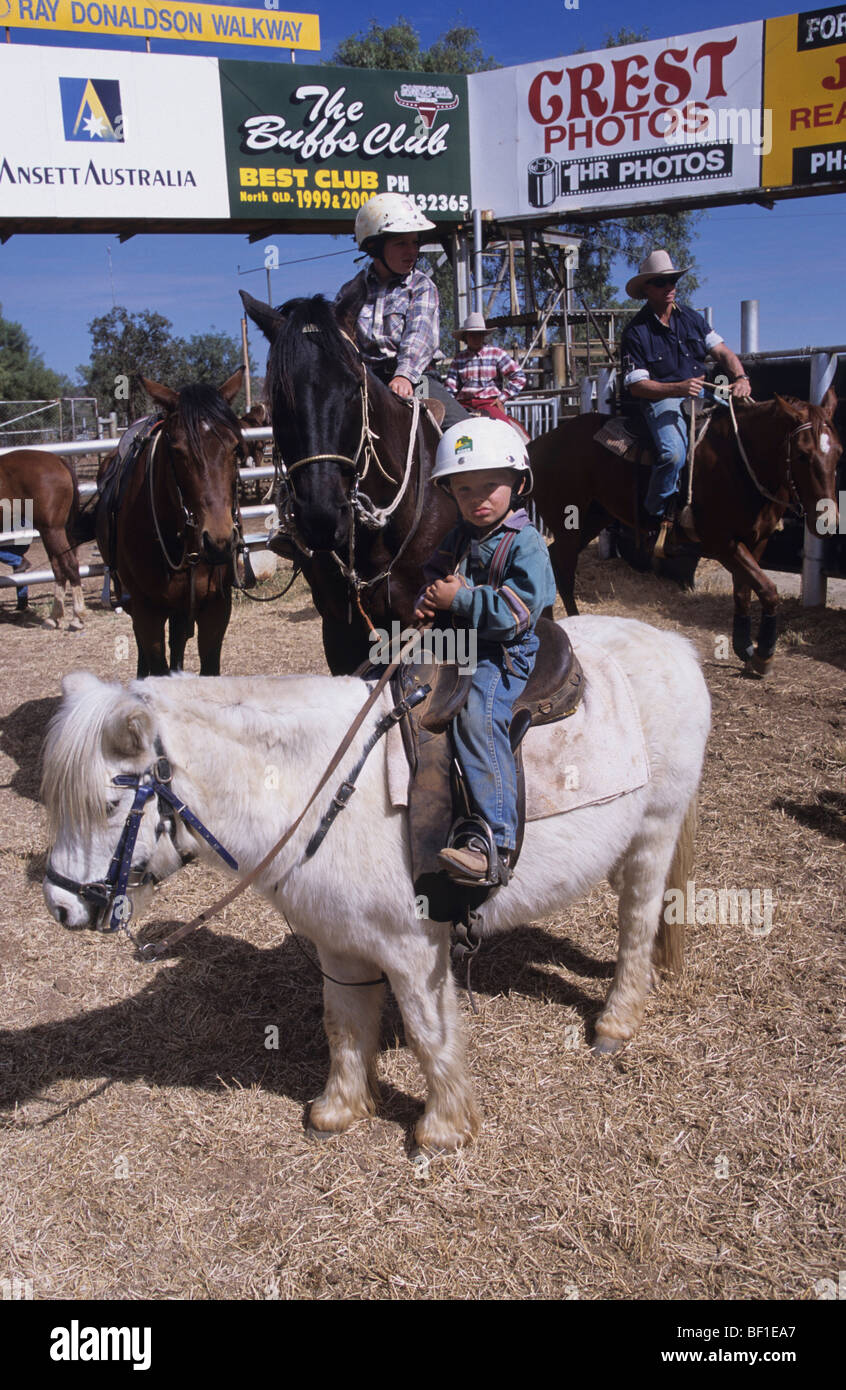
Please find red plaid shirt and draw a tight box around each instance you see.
[444,344,526,401]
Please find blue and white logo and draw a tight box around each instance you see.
[59,77,124,143]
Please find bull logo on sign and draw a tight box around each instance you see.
[394,84,459,132]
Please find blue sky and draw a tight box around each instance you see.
[2,0,845,388]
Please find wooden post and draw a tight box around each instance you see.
[241,317,252,411]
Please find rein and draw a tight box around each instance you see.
[148,625,426,959]
[726,395,813,511]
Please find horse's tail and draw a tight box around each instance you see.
[653,793,697,976]
[67,460,99,546]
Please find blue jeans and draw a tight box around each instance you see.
[452,630,539,851]
[641,398,689,517]
[0,547,29,606]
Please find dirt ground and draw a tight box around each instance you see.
[0,542,843,1302]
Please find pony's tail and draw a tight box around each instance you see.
[653,794,697,976]
[67,459,99,546]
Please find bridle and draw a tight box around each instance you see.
[272,327,428,617]
[147,416,247,578]
[44,736,238,947]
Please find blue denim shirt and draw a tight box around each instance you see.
[423,509,557,645]
[621,302,723,397]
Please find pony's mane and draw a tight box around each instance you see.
[172,383,244,459]
[41,680,137,839]
[270,295,360,410]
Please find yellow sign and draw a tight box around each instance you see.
[8,0,320,50]
[762,11,846,187]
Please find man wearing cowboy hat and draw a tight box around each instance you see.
[444,312,526,427]
[621,249,751,523]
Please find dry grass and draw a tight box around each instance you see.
[0,543,843,1301]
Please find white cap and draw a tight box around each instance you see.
[432,418,531,488]
[354,193,436,249]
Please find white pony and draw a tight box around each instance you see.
[42,615,710,1153]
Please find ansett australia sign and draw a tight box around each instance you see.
[7,0,320,50]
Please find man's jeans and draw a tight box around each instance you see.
[452,630,539,851]
[640,397,688,517]
[0,547,29,607]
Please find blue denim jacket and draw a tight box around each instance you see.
[423,509,557,646]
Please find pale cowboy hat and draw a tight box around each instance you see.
[625,249,692,299]
[455,311,494,339]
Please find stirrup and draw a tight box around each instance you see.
[439,817,512,888]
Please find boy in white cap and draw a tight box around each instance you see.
[414,418,557,885]
[335,192,467,429]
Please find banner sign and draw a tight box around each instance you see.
[468,23,766,215]
[5,1,320,51]
[0,43,229,217]
[219,60,471,221]
[762,8,846,187]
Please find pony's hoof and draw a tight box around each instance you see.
[742,660,765,680]
[591,1034,626,1056]
[750,652,773,677]
[68,619,84,632]
[306,1123,341,1142]
[43,617,58,630]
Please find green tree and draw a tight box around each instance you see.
[332,17,497,73]
[80,307,246,423]
[0,305,73,402]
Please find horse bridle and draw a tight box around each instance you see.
[148,418,247,575]
[44,736,238,944]
[274,336,426,612]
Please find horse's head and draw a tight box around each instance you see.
[242,289,367,552]
[773,386,841,527]
[41,673,187,931]
[142,368,246,564]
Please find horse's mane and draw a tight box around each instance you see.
[173,383,244,458]
[41,680,133,839]
[270,295,360,410]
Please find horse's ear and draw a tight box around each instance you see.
[61,671,101,700]
[240,290,285,344]
[141,377,179,411]
[773,394,805,423]
[219,366,245,404]
[103,697,154,761]
[820,385,839,422]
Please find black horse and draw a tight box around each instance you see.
[242,289,454,675]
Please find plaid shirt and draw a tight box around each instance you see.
[336,264,439,386]
[444,344,526,401]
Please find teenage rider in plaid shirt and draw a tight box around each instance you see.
[444,313,526,427]
[336,193,467,431]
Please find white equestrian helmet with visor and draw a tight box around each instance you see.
[432,418,533,497]
[354,193,436,252]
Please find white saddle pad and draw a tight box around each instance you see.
[386,632,650,821]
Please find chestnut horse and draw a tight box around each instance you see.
[98,371,246,677]
[0,449,86,629]
[241,290,453,675]
[530,389,841,674]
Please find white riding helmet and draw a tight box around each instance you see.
[354,193,436,249]
[432,418,532,493]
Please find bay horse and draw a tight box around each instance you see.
[241,289,454,675]
[41,613,710,1153]
[530,389,841,675]
[98,370,246,677]
[0,449,86,629]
